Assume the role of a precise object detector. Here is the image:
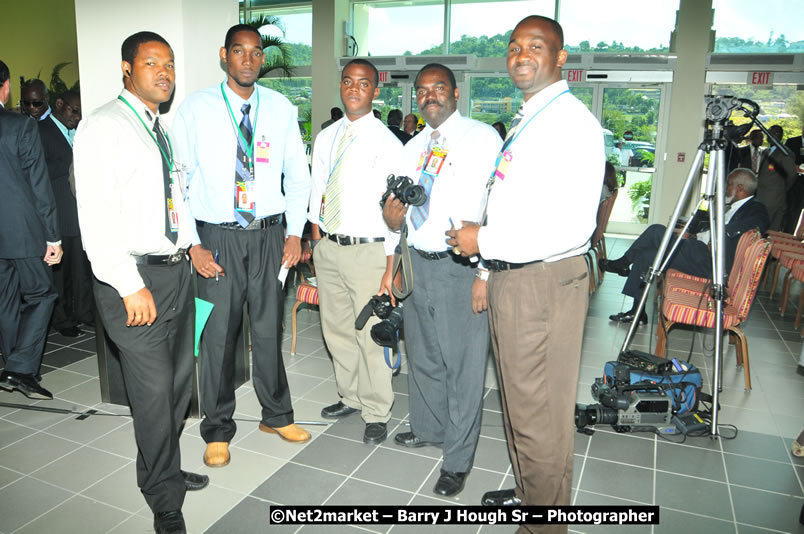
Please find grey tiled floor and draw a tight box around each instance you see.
[1,236,803,533]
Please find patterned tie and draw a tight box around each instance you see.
[410,130,441,230]
[322,123,354,233]
[234,102,254,228]
[153,118,177,244]
[481,107,524,225]
[751,147,758,173]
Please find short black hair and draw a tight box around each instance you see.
[387,109,403,126]
[343,59,379,87]
[224,24,263,50]
[122,31,171,65]
[515,15,564,49]
[21,78,48,97]
[414,63,457,91]
[0,60,9,86]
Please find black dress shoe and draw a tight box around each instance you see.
[0,371,53,400]
[481,488,522,506]
[57,326,85,338]
[363,422,387,445]
[181,470,209,491]
[434,469,467,497]
[394,431,441,448]
[321,401,358,419]
[608,311,648,325]
[599,258,630,277]
[154,510,186,534]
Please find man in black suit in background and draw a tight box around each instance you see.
[0,59,63,400]
[39,90,92,337]
[736,129,764,174]
[786,126,804,167]
[386,108,412,144]
[755,125,798,231]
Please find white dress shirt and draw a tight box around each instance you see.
[478,80,605,263]
[696,195,753,244]
[309,113,403,256]
[399,110,502,252]
[74,89,194,298]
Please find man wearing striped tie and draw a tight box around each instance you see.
[383,63,502,497]
[309,59,403,445]
[173,24,313,468]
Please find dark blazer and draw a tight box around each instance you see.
[0,108,59,258]
[39,116,80,236]
[785,136,804,166]
[388,125,412,145]
[724,197,770,270]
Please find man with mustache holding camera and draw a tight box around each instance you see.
[383,63,501,497]
[309,59,402,445]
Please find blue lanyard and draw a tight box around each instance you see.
[328,120,356,179]
[493,89,570,168]
[221,82,260,160]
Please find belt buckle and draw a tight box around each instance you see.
[167,252,184,266]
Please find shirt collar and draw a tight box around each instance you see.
[221,80,258,114]
[39,107,52,121]
[343,111,376,130]
[120,88,160,126]
[421,109,461,141]
[49,113,74,145]
[520,79,569,116]
[729,195,753,214]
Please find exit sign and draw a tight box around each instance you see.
[749,71,773,86]
[378,71,389,83]
[567,70,584,82]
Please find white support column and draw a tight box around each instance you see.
[311,0,349,145]
[74,0,238,125]
[656,0,714,221]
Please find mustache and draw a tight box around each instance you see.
[422,100,442,108]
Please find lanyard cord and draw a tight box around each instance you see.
[494,89,570,167]
[221,82,260,160]
[118,96,175,173]
[328,120,357,179]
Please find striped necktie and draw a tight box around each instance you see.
[322,123,354,233]
[410,130,441,230]
[234,102,254,228]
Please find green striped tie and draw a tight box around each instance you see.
[323,124,354,232]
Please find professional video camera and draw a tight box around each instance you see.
[354,294,404,347]
[379,174,427,208]
[575,378,676,434]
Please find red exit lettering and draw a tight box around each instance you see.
[567,70,584,82]
[751,72,771,85]
[378,71,389,83]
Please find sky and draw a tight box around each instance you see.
[262,0,803,56]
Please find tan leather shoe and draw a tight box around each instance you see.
[259,423,311,443]
[203,442,230,467]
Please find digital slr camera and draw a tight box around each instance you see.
[354,294,404,347]
[379,174,427,208]
[575,378,675,434]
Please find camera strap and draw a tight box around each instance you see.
[384,344,401,370]
[391,224,415,300]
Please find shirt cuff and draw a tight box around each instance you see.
[47,241,62,246]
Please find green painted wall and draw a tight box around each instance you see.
[0,0,79,108]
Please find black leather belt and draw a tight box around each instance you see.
[325,233,385,246]
[133,249,188,266]
[197,214,283,231]
[486,259,542,272]
[412,247,450,260]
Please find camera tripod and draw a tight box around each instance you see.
[617,96,789,438]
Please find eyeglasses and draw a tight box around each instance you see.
[22,100,45,108]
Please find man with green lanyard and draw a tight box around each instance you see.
[74,32,207,534]
[172,24,312,468]
[448,16,604,530]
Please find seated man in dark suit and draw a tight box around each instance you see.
[386,108,412,144]
[39,90,93,338]
[602,168,769,324]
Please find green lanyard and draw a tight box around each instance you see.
[117,96,174,173]
[221,82,260,160]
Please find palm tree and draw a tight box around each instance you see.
[246,15,295,79]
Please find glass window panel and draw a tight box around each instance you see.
[374,86,404,121]
[712,84,803,145]
[258,77,312,140]
[569,86,593,114]
[468,75,520,127]
[559,0,677,53]
[353,1,444,56]
[712,0,804,53]
[246,7,313,65]
[448,0,552,57]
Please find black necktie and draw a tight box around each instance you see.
[234,102,254,227]
[153,118,177,244]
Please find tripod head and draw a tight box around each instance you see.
[704,95,791,157]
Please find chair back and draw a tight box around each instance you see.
[726,229,761,294]
[592,189,618,247]
[729,238,771,321]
